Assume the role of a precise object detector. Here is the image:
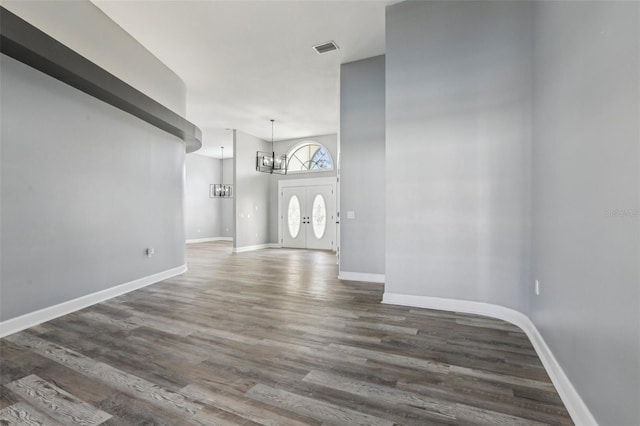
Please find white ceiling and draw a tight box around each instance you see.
[92,0,389,158]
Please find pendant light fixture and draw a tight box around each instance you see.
[256,119,287,174]
[211,146,232,198]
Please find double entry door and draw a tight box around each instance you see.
[281,180,335,250]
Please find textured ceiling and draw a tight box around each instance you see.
[92,0,389,157]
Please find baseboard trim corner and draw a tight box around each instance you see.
[232,243,279,253]
[338,271,385,283]
[0,264,188,338]
[381,292,598,426]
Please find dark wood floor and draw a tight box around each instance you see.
[0,241,573,425]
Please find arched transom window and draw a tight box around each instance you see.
[286,141,333,173]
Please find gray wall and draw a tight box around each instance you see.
[185,154,221,240]
[1,54,186,320]
[221,158,234,238]
[382,1,640,423]
[3,0,186,115]
[340,56,385,275]
[385,1,533,312]
[531,2,640,425]
[234,130,271,249]
[268,134,338,243]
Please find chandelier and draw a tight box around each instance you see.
[211,146,232,197]
[256,119,287,174]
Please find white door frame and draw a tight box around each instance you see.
[278,177,337,249]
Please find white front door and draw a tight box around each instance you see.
[282,187,306,249]
[281,182,336,250]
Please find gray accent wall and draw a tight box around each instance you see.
[531,2,640,425]
[385,1,533,312]
[382,1,640,424]
[185,154,222,240]
[1,54,186,321]
[340,56,385,276]
[234,130,271,249]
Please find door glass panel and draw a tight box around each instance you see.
[312,194,327,239]
[288,195,301,238]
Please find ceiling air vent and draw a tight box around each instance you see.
[313,41,339,55]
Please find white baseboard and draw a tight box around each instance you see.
[382,293,597,426]
[186,237,233,244]
[338,271,385,283]
[0,264,188,338]
[232,243,279,253]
